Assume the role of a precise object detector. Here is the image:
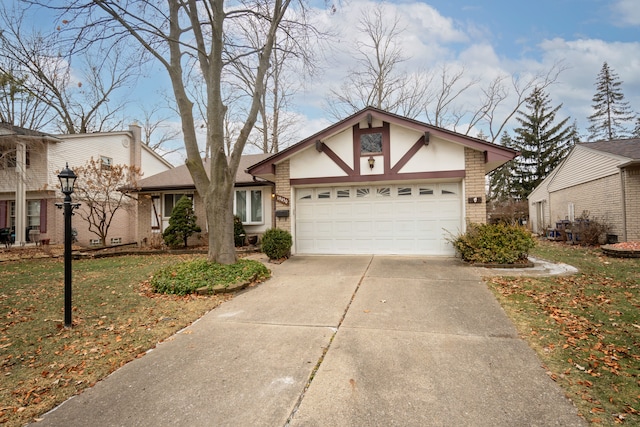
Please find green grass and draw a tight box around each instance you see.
[486,240,640,425]
[0,254,268,427]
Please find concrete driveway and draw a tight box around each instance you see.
[36,256,584,426]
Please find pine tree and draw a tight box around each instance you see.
[512,87,577,199]
[487,131,517,202]
[163,196,201,248]
[587,62,635,141]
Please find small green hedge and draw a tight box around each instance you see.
[150,258,270,295]
[261,228,292,260]
[449,223,535,264]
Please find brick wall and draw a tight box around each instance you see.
[549,174,624,238]
[274,160,291,232]
[624,167,640,240]
[464,148,486,224]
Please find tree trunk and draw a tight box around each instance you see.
[204,166,236,264]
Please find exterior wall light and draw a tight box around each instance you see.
[368,156,375,169]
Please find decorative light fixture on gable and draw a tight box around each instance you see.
[368,156,375,169]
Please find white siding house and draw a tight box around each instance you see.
[0,123,173,246]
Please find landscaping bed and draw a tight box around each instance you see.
[601,242,640,258]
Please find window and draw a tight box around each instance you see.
[376,187,391,197]
[397,187,412,196]
[164,194,193,217]
[419,187,434,195]
[317,189,331,199]
[440,184,458,195]
[8,201,15,228]
[0,145,30,169]
[337,189,350,198]
[235,189,263,224]
[111,237,122,245]
[356,188,370,198]
[298,189,312,200]
[360,132,382,154]
[27,201,40,230]
[100,156,112,170]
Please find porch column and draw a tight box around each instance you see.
[15,141,26,245]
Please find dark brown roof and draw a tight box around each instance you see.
[248,106,518,179]
[578,138,640,160]
[137,153,272,191]
[0,122,60,141]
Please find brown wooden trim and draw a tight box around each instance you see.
[391,135,426,174]
[353,122,391,173]
[291,170,465,186]
[322,144,354,176]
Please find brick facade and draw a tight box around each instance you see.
[273,160,291,232]
[464,148,487,224]
[549,174,624,239]
[624,167,640,240]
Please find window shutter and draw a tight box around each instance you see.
[40,199,47,233]
[0,201,6,227]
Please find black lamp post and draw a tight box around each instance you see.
[57,163,79,328]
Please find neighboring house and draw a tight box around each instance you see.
[528,138,640,242]
[248,107,517,255]
[136,153,273,247]
[0,123,173,246]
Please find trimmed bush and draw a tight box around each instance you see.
[162,195,201,248]
[261,228,292,260]
[150,258,270,295]
[449,222,535,264]
[234,216,246,247]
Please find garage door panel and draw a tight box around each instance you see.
[296,183,462,255]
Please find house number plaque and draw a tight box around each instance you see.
[275,194,290,205]
[468,197,482,204]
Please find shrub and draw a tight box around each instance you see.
[234,216,246,247]
[261,228,292,260]
[570,212,612,246]
[163,195,201,248]
[150,258,270,295]
[449,222,536,264]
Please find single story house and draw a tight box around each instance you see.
[528,138,640,242]
[136,153,273,247]
[137,107,516,255]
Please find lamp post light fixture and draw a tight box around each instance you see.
[56,163,80,328]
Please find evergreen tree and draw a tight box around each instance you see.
[487,132,517,202]
[163,196,201,248]
[587,62,635,141]
[633,117,640,138]
[512,87,577,198]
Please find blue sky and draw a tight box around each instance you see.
[295,0,640,137]
[12,1,640,162]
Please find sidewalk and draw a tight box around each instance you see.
[35,256,585,426]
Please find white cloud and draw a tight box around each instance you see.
[612,0,640,26]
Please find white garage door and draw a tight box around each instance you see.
[295,183,462,255]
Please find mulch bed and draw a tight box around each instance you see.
[601,241,640,258]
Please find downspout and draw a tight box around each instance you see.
[619,168,627,242]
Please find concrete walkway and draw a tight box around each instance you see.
[36,256,585,426]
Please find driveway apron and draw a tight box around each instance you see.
[35,256,584,427]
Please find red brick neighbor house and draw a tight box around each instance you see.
[528,138,640,243]
[138,107,517,255]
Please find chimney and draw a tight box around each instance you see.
[128,123,142,168]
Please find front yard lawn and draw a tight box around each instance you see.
[0,254,259,427]
[486,240,639,425]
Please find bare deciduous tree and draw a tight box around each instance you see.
[72,157,141,246]
[0,4,138,133]
[326,4,423,120]
[38,0,318,263]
